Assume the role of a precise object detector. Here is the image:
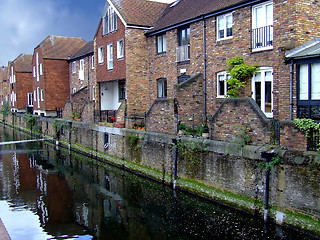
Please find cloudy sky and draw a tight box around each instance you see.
[0,0,174,67]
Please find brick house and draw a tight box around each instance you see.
[145,0,320,134]
[7,54,33,112]
[94,0,168,125]
[63,41,96,121]
[0,66,9,107]
[31,35,86,117]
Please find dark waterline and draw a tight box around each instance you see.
[0,127,318,240]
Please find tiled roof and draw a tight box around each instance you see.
[36,35,87,60]
[70,41,94,60]
[148,0,251,34]
[11,54,33,72]
[110,0,169,27]
[286,38,320,59]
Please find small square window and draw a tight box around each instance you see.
[217,13,233,40]
[157,78,167,98]
[98,46,104,64]
[157,34,166,53]
[117,39,124,59]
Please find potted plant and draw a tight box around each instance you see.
[202,124,210,139]
[133,123,138,129]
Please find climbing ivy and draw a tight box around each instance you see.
[294,118,320,152]
[226,57,259,98]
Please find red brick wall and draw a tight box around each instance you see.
[43,59,70,111]
[145,98,177,134]
[69,54,96,100]
[212,98,272,145]
[126,28,150,117]
[95,16,126,83]
[16,72,33,110]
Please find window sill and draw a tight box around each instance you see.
[252,46,273,53]
[156,52,167,55]
[117,57,124,61]
[216,36,233,42]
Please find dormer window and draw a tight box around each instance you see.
[103,6,117,35]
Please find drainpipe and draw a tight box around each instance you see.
[203,17,207,122]
[290,60,294,120]
[261,150,275,222]
[172,138,178,189]
[87,56,90,100]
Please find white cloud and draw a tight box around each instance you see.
[0,0,98,66]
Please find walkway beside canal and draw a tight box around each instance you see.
[0,218,11,240]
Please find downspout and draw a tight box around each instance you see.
[87,56,90,100]
[290,60,294,120]
[203,17,207,122]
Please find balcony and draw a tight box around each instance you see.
[252,25,273,51]
[176,44,190,62]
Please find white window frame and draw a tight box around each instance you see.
[73,88,77,94]
[252,67,273,118]
[157,34,167,53]
[33,90,36,102]
[107,43,113,70]
[217,13,233,41]
[37,87,40,108]
[103,6,117,35]
[33,66,36,77]
[92,86,95,100]
[91,56,95,69]
[40,89,44,101]
[39,63,43,75]
[36,52,40,82]
[217,71,231,98]
[252,1,273,51]
[79,59,84,80]
[117,39,124,59]
[27,92,33,107]
[72,61,76,73]
[98,46,104,64]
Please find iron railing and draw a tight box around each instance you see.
[252,25,273,50]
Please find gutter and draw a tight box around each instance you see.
[146,0,265,37]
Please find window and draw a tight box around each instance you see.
[36,53,40,82]
[40,89,44,101]
[252,67,273,117]
[157,34,166,53]
[157,78,167,98]
[33,90,36,101]
[252,1,273,50]
[27,93,33,107]
[217,13,233,40]
[297,62,320,119]
[107,43,113,70]
[79,59,84,80]
[98,46,104,64]
[103,6,117,35]
[118,81,125,100]
[33,66,36,77]
[177,26,190,62]
[117,39,124,59]
[72,61,76,73]
[217,71,231,98]
[91,56,95,69]
[73,88,77,94]
[39,63,43,75]
[92,86,95,100]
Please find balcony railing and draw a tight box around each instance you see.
[252,25,273,50]
[176,44,190,62]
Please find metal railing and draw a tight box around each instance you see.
[176,44,190,62]
[252,25,273,49]
[308,129,320,151]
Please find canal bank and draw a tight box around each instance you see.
[0,218,11,240]
[2,113,320,236]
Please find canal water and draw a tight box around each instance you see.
[0,126,318,240]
